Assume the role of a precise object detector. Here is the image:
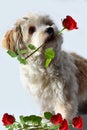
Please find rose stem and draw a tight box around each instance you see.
[58,27,65,35]
[25,43,44,60]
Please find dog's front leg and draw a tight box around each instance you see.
[54,95,78,122]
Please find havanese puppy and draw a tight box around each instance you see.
[2,13,87,121]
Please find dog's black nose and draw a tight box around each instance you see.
[45,27,54,35]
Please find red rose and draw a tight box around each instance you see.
[2,113,15,126]
[50,113,63,125]
[72,116,83,130]
[59,119,68,130]
[62,15,78,30]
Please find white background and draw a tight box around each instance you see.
[0,0,87,129]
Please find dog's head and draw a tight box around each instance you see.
[2,13,63,54]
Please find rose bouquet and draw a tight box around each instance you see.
[2,112,83,130]
[2,16,82,130]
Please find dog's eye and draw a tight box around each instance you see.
[29,26,36,35]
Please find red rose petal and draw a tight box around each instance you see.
[72,116,83,129]
[59,119,68,130]
[62,15,78,30]
[50,113,63,125]
[2,113,15,126]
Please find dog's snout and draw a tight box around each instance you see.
[45,27,54,35]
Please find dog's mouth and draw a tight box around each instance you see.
[44,34,55,43]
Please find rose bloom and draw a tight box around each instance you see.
[59,119,68,130]
[50,113,63,125]
[2,113,15,126]
[72,116,83,130]
[62,15,78,30]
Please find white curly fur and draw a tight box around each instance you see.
[18,13,78,121]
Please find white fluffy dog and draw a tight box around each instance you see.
[2,13,87,121]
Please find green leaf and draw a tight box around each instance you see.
[23,115,42,124]
[17,49,28,55]
[44,112,53,120]
[30,115,42,124]
[16,124,22,129]
[45,48,55,59]
[28,44,36,50]
[23,116,30,122]
[7,125,14,130]
[41,123,48,128]
[17,56,28,65]
[7,50,17,58]
[19,115,24,124]
[5,125,10,128]
[24,129,29,130]
[35,116,42,124]
[8,128,13,130]
[45,58,52,68]
[45,48,55,68]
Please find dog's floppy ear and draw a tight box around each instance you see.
[2,29,15,51]
[2,17,27,52]
[2,24,26,53]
